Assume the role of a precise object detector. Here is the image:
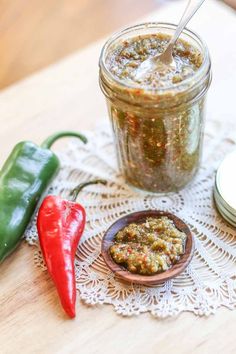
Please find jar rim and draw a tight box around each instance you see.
[99,22,211,94]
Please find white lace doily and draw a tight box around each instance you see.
[25,119,236,318]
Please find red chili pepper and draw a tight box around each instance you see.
[37,179,107,318]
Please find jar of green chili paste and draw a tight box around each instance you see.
[99,23,211,193]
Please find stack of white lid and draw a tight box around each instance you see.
[214,150,236,227]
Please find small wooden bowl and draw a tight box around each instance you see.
[101,210,194,286]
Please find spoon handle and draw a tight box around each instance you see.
[170,0,206,46]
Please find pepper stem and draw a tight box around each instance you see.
[41,131,87,149]
[70,179,107,201]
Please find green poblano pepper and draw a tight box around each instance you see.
[0,131,87,263]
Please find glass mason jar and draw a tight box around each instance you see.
[99,23,211,193]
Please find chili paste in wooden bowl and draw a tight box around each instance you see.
[101,210,194,285]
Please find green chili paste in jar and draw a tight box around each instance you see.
[109,217,187,275]
[100,27,211,193]
[106,33,202,88]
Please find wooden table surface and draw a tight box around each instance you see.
[0,0,159,89]
[1,1,236,353]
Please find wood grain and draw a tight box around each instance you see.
[224,0,236,9]
[102,210,194,285]
[0,0,159,89]
[0,1,236,353]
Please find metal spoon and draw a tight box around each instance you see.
[135,0,206,81]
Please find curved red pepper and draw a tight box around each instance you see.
[37,180,106,318]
